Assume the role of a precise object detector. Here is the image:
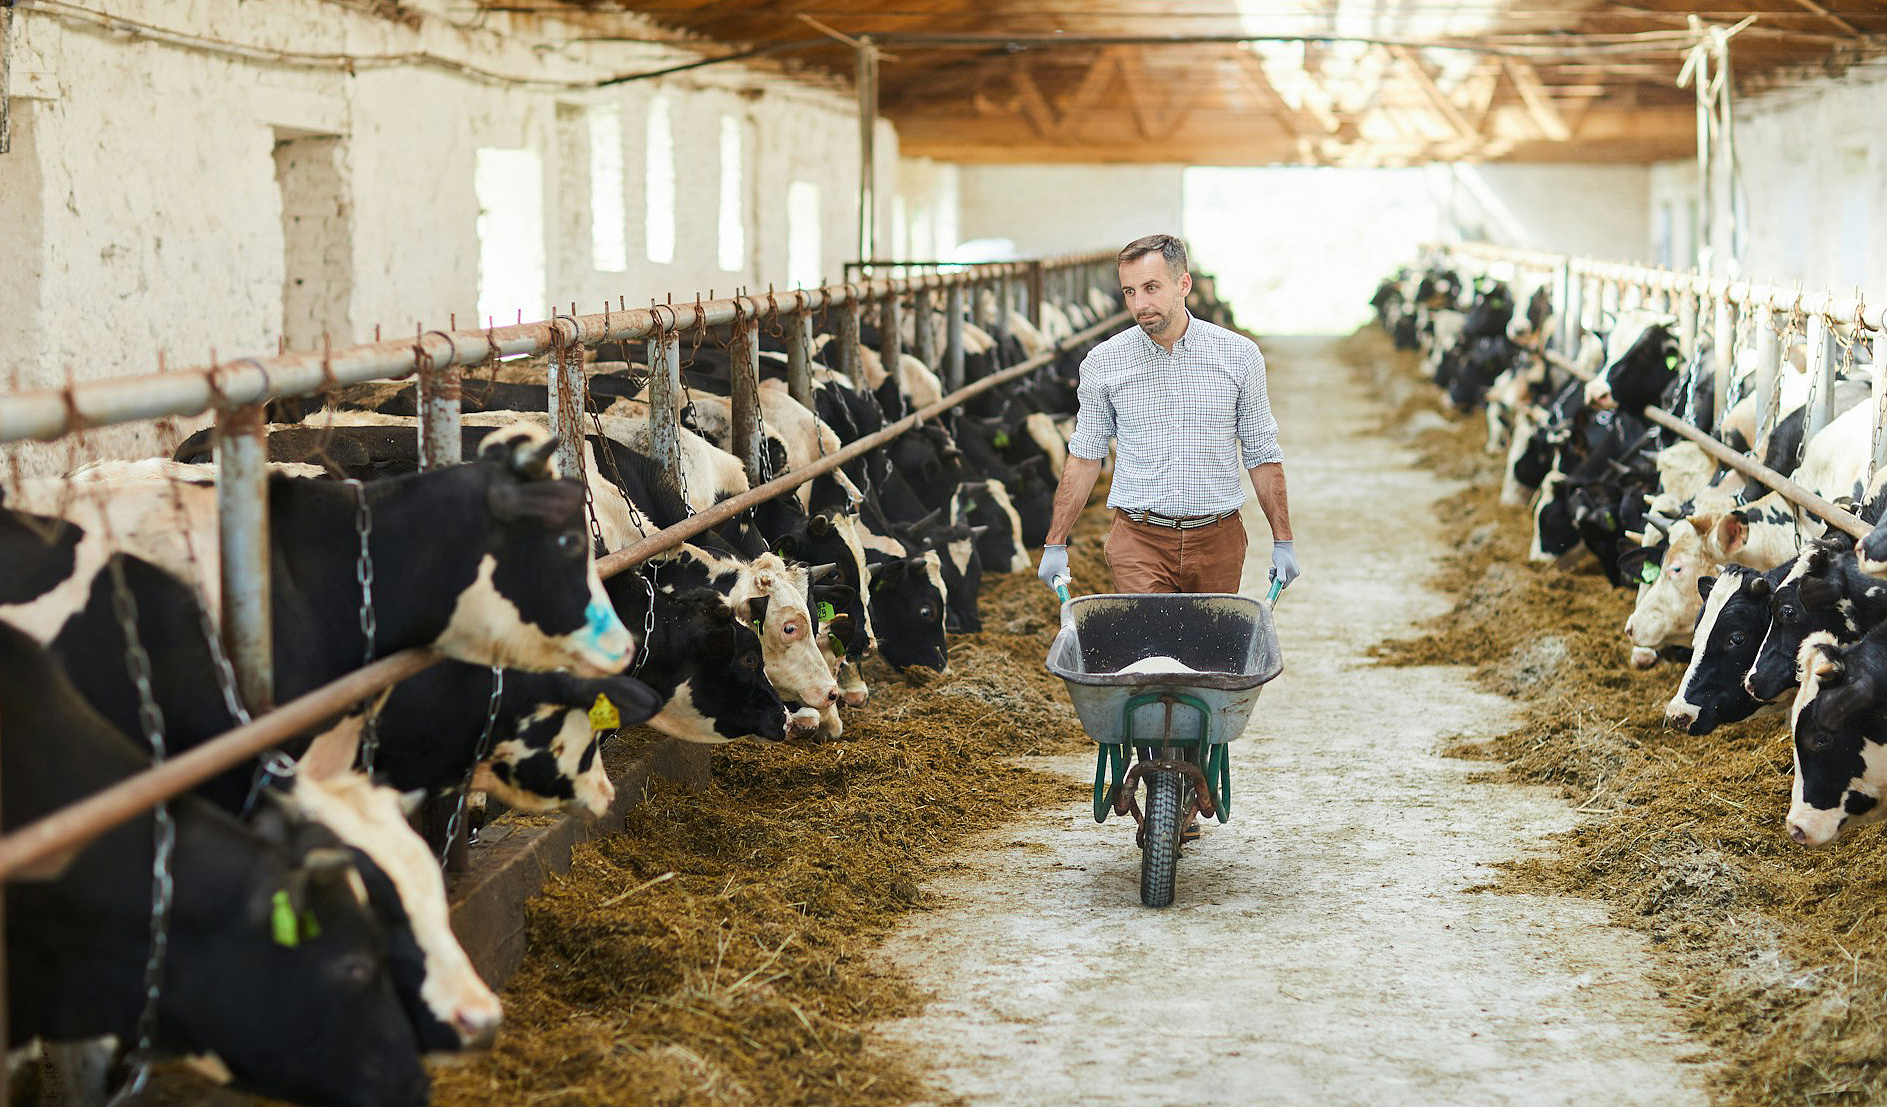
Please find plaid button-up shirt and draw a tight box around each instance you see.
[1066,313,1282,516]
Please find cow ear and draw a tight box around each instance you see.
[484,430,560,480]
[773,534,800,558]
[744,594,771,628]
[1696,575,1716,602]
[1807,546,1831,574]
[598,675,662,723]
[1713,512,1748,555]
[488,478,585,526]
[1749,576,1774,599]
[809,513,832,536]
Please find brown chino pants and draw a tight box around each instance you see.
[1103,509,1249,594]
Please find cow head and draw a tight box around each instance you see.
[1786,633,1887,847]
[733,555,842,709]
[869,553,949,673]
[1625,520,1701,654]
[280,773,503,1053]
[422,427,633,677]
[474,673,659,816]
[645,588,789,744]
[1665,566,1779,734]
[1747,542,1855,702]
[1529,473,1582,563]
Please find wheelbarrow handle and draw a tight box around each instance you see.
[1265,577,1285,608]
[1052,574,1072,605]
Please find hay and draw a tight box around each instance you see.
[1346,326,1887,1106]
[427,504,1112,1107]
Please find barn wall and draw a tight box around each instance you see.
[1707,62,1887,295]
[951,164,1186,260]
[0,2,885,475]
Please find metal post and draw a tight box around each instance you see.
[216,404,274,712]
[646,324,683,501]
[1676,290,1697,363]
[1753,309,1781,448]
[417,355,462,471]
[1713,297,1736,428]
[879,290,902,381]
[944,282,966,392]
[1805,309,1834,442]
[548,326,585,485]
[730,308,765,484]
[993,272,1011,357]
[786,304,814,408]
[856,39,878,266]
[839,295,863,381]
[913,286,937,370]
[1563,271,1583,360]
[1027,261,1046,329]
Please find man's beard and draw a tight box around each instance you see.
[1137,309,1170,334]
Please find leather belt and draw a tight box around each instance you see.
[1120,508,1239,530]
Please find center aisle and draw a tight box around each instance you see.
[873,334,1711,1106]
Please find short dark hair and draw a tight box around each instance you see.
[1118,234,1188,278]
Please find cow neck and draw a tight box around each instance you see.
[267,470,487,696]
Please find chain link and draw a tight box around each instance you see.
[99,547,173,1106]
[342,478,382,770]
[440,666,505,867]
[630,571,656,679]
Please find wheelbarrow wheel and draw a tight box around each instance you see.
[1140,771,1184,908]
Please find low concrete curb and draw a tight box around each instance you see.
[447,737,713,987]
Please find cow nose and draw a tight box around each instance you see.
[823,686,841,706]
[456,1007,502,1050]
[1742,676,1758,698]
[1788,824,1809,845]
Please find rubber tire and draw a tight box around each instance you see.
[1140,771,1183,908]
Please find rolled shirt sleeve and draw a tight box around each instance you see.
[1237,346,1284,469]
[1067,351,1115,461]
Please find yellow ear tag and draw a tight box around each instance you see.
[589,693,621,732]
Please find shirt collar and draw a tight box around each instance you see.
[1140,310,1197,355]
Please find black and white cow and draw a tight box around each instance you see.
[0,623,430,1107]
[1784,625,1887,846]
[1745,540,1887,703]
[601,575,790,744]
[1663,564,1793,734]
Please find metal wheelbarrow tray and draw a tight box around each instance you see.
[1046,592,1283,829]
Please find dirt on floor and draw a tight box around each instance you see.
[425,508,1118,1107]
[1349,326,1887,1106]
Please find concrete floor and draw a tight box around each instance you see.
[874,335,1710,1107]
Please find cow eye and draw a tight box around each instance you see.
[1802,728,1832,753]
[1727,631,1746,647]
[555,531,585,558]
[919,604,937,621]
[332,953,375,989]
[739,652,759,671]
[1780,604,1797,620]
[783,621,800,638]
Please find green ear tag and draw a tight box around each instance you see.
[1640,561,1661,585]
[299,911,322,943]
[1665,352,1680,372]
[993,432,1011,448]
[829,634,847,659]
[817,601,836,625]
[271,890,301,949]
[588,693,621,731]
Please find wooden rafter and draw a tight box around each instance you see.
[1385,44,1477,144]
[1501,57,1572,142]
[1113,47,1191,140]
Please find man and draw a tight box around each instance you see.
[1037,233,1297,596]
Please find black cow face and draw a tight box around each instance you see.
[652,588,788,743]
[1748,544,1855,702]
[1666,566,1780,734]
[480,673,660,816]
[869,556,949,672]
[1600,322,1681,414]
[1530,474,1581,561]
[1511,422,1566,494]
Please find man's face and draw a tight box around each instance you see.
[1120,254,1192,340]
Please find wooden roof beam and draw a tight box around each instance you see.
[1501,57,1572,141]
[1784,0,1862,35]
[1385,44,1479,145]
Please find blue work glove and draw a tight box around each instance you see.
[1269,540,1299,590]
[1038,544,1069,593]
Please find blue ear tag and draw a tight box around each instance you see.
[1640,561,1661,585]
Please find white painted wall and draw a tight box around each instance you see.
[952,164,1186,260]
[1679,60,1887,295]
[0,1,890,475]
[1183,163,1650,334]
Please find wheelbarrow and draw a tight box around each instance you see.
[1046,580,1284,908]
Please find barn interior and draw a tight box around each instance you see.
[10,4,1887,1107]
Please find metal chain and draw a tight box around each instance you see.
[439,666,505,868]
[342,478,382,770]
[630,571,656,679]
[99,549,173,1106]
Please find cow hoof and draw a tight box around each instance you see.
[1629,647,1658,669]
